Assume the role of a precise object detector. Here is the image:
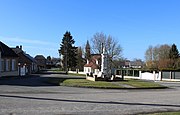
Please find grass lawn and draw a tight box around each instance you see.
[146,111,180,115]
[47,78,167,89]
[121,79,163,88]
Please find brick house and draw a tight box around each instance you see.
[12,46,38,75]
[84,54,101,75]
[35,55,46,70]
[0,41,19,77]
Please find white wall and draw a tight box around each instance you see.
[68,70,86,75]
[84,67,91,74]
[124,71,161,81]
[140,72,158,80]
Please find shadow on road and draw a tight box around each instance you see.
[0,70,84,87]
[0,75,56,87]
[0,94,180,108]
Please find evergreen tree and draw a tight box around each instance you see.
[77,47,84,71]
[85,40,91,60]
[59,31,77,71]
[169,44,179,69]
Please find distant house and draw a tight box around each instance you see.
[12,46,38,75]
[129,60,144,68]
[35,55,46,70]
[0,41,19,77]
[84,54,101,75]
[118,59,144,69]
[25,54,38,73]
[51,57,61,67]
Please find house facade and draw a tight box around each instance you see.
[25,54,38,73]
[0,51,1,77]
[0,41,19,77]
[84,54,101,75]
[12,46,38,76]
[35,55,46,70]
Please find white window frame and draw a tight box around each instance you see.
[1,59,3,72]
[12,59,16,71]
[6,59,10,71]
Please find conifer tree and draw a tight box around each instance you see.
[59,31,77,71]
[169,44,179,69]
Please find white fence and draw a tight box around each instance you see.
[69,69,180,81]
[124,71,180,81]
[140,71,161,81]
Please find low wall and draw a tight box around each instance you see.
[123,71,180,81]
[68,71,86,75]
[140,71,161,81]
[124,76,140,79]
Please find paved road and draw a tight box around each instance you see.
[0,74,180,115]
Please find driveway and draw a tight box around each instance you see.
[0,73,180,115]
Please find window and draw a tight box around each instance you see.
[12,59,16,71]
[1,59,4,72]
[6,59,10,71]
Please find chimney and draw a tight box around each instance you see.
[20,45,22,50]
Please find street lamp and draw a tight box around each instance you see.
[18,63,21,76]
[24,63,27,75]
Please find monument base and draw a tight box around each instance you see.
[86,74,123,82]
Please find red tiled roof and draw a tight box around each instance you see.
[84,54,101,69]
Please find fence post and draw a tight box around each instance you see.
[159,71,162,81]
[139,71,142,79]
[153,71,156,80]
[170,71,172,79]
[133,69,134,76]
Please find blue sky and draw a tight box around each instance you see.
[0,0,180,60]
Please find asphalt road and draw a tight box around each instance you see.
[0,73,180,115]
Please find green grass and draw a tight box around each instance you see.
[61,79,123,88]
[47,78,167,89]
[146,111,180,115]
[121,79,163,88]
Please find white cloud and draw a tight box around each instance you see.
[25,45,58,51]
[0,36,60,57]
[0,36,56,46]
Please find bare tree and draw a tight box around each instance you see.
[91,32,122,60]
[91,32,106,53]
[158,44,171,60]
[145,45,154,61]
[145,45,154,68]
[145,44,171,70]
[106,35,122,60]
